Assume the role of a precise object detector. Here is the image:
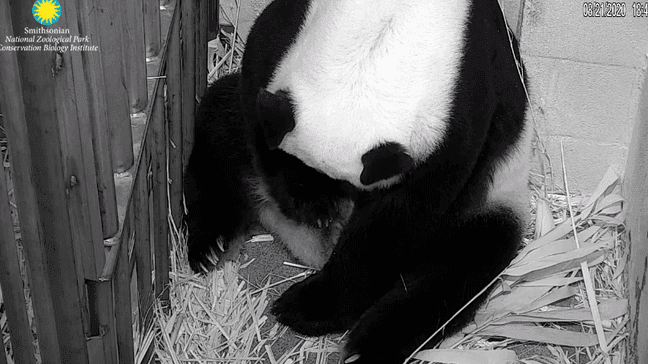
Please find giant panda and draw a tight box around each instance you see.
[183,72,355,273]
[238,0,532,363]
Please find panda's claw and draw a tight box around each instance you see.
[216,237,225,252]
[343,353,360,364]
[316,219,323,228]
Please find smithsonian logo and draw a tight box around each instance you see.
[32,0,61,25]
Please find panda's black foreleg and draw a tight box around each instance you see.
[183,147,255,273]
[339,206,523,364]
[271,196,403,335]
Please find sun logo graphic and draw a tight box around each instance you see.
[32,0,62,25]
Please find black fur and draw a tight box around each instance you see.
[257,88,295,150]
[184,73,352,273]
[360,142,413,186]
[238,0,530,363]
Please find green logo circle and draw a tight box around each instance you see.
[32,0,62,25]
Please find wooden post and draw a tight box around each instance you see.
[144,0,162,58]
[0,126,37,364]
[57,0,107,282]
[0,36,64,364]
[135,150,154,330]
[1,0,90,362]
[167,3,184,228]
[113,224,135,364]
[124,0,149,113]
[181,0,197,167]
[74,0,119,239]
[96,0,135,172]
[0,339,6,364]
[207,0,220,41]
[625,67,648,364]
[195,0,208,99]
[152,81,170,308]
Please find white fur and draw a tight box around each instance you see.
[269,0,471,189]
[487,111,533,220]
[249,177,353,269]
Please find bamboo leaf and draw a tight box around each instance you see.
[512,219,580,265]
[522,286,578,313]
[518,276,583,288]
[490,298,627,325]
[504,245,606,281]
[579,167,619,220]
[413,349,518,364]
[477,325,613,347]
[577,225,602,244]
[535,198,555,239]
[476,286,553,326]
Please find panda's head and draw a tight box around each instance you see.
[248,0,472,190]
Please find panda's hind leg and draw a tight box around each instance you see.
[337,205,524,364]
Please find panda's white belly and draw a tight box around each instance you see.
[248,177,350,269]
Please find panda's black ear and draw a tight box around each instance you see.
[360,142,413,186]
[256,88,296,150]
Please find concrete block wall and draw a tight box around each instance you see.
[507,0,648,191]
[222,0,648,191]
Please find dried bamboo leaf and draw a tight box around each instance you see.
[476,286,554,326]
[505,244,606,280]
[578,225,602,244]
[519,238,576,264]
[413,349,518,364]
[579,167,619,220]
[517,276,583,288]
[490,298,627,325]
[522,286,578,313]
[535,199,555,239]
[595,194,624,215]
[477,324,613,347]
[512,219,580,265]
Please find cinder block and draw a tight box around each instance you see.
[250,0,272,16]
[543,135,627,192]
[523,55,640,145]
[521,0,648,67]
[221,0,258,41]
[501,0,524,36]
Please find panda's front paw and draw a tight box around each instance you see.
[271,273,352,336]
[187,234,220,273]
[339,313,411,364]
[298,200,339,230]
[187,233,245,273]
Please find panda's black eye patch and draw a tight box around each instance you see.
[360,142,413,186]
[257,88,296,149]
